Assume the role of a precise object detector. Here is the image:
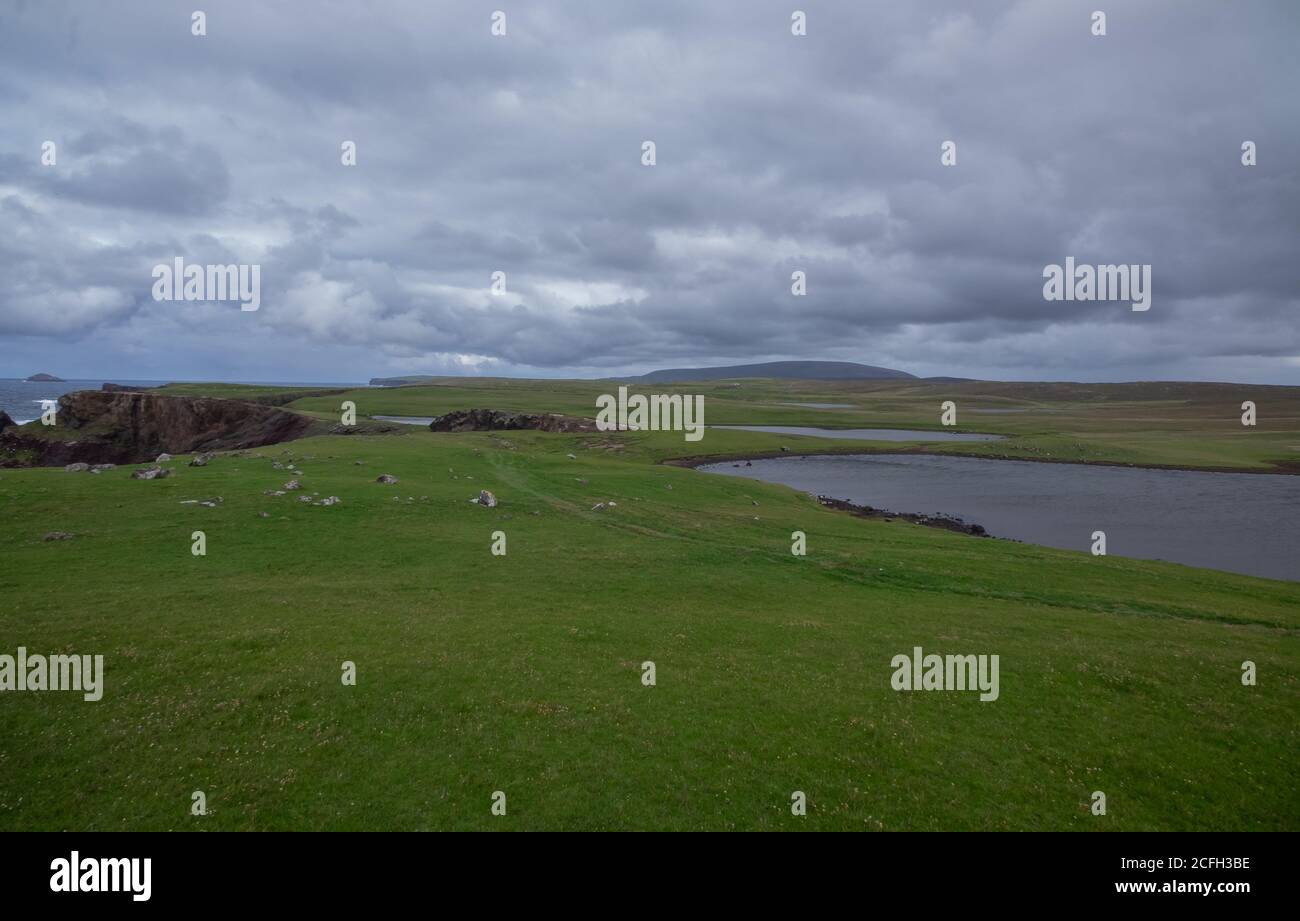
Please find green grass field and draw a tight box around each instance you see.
[1,378,1297,830]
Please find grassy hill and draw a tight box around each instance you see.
[0,378,1296,830]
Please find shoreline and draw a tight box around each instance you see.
[663,444,1300,476]
[812,494,997,538]
[669,443,1300,552]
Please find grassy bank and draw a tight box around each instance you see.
[2,396,1297,829]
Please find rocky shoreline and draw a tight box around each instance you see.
[813,494,992,537]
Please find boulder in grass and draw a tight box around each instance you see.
[284,479,302,490]
[472,489,497,508]
[131,465,171,480]
[156,453,172,463]
[89,464,115,474]
[64,462,90,473]
[591,502,607,511]
[376,474,399,484]
[189,452,215,467]
[42,531,75,541]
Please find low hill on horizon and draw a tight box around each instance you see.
[371,360,916,387]
[624,360,916,383]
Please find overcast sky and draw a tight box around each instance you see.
[1,0,1297,384]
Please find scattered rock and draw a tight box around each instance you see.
[189,452,215,467]
[473,489,498,508]
[376,474,399,484]
[566,453,577,459]
[314,496,342,507]
[258,511,270,518]
[591,502,607,511]
[89,464,115,474]
[155,453,172,463]
[64,462,90,473]
[284,479,302,490]
[131,465,172,480]
[42,531,74,541]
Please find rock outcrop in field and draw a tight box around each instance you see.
[428,408,594,433]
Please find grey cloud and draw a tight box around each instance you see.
[0,0,1297,384]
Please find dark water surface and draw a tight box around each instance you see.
[711,425,1004,442]
[702,453,1300,581]
[373,415,435,425]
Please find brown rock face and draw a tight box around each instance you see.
[0,391,314,467]
[0,410,15,432]
[428,408,594,434]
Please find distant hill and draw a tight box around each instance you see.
[370,376,434,387]
[627,361,915,383]
[24,372,64,382]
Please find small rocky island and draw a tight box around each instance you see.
[24,372,65,382]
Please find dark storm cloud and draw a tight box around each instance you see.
[0,0,1298,383]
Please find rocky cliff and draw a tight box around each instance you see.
[0,390,315,466]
